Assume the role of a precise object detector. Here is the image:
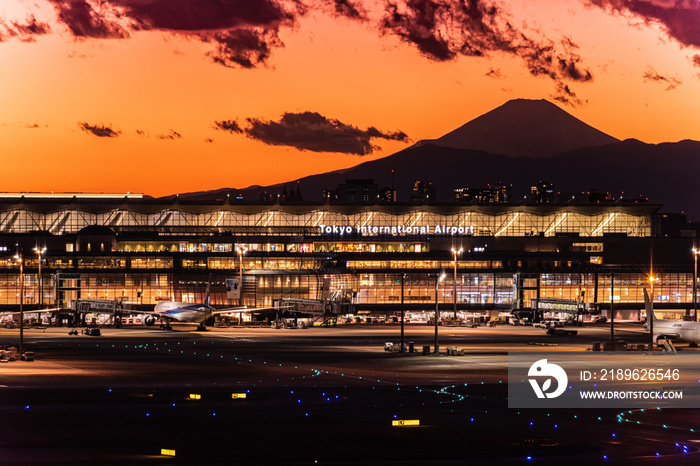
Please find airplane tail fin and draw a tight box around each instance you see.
[643,288,656,322]
[204,274,212,307]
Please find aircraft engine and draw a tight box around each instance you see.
[143,315,156,326]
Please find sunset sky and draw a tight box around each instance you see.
[1,0,699,197]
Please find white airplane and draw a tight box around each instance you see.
[138,280,292,330]
[643,288,700,345]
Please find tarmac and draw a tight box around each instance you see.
[1,323,699,464]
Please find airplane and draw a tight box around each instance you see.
[136,279,293,331]
[643,288,700,346]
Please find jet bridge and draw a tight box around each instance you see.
[70,298,133,327]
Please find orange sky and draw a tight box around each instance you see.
[1,0,699,197]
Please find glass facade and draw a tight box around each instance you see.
[0,205,653,237]
[2,197,696,321]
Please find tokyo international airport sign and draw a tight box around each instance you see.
[508,352,700,408]
[318,224,475,236]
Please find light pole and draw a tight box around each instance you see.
[14,252,24,356]
[649,275,658,351]
[236,245,247,307]
[451,248,462,319]
[610,272,614,348]
[34,247,46,308]
[434,272,445,355]
[693,246,699,322]
[400,273,405,353]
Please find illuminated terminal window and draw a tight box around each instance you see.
[208,258,236,269]
[572,243,604,252]
[131,258,173,269]
[314,243,427,253]
[182,259,208,269]
[76,257,126,269]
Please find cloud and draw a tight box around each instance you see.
[67,51,90,58]
[485,68,504,78]
[206,28,282,69]
[23,123,42,129]
[48,0,130,39]
[45,0,302,68]
[79,122,120,138]
[215,112,410,155]
[379,0,593,87]
[693,54,700,67]
[587,0,700,49]
[552,82,583,106]
[156,129,183,140]
[324,0,369,21]
[0,15,51,42]
[214,119,244,134]
[135,129,147,136]
[204,138,215,143]
[642,67,682,90]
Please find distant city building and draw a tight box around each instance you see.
[454,183,511,203]
[453,187,479,203]
[588,189,613,203]
[410,181,435,203]
[259,191,276,201]
[530,181,556,203]
[334,179,378,203]
[281,182,303,202]
[379,187,397,203]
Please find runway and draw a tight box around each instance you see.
[1,323,699,464]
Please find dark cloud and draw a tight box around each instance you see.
[380,0,593,87]
[206,28,282,69]
[216,111,410,155]
[0,15,51,42]
[157,129,183,140]
[693,54,700,67]
[204,138,215,143]
[552,82,583,107]
[79,122,120,138]
[46,0,302,68]
[587,0,700,49]
[23,123,42,129]
[324,0,369,21]
[110,0,297,31]
[518,41,592,83]
[214,120,244,134]
[48,0,130,39]
[12,15,52,41]
[485,68,503,78]
[643,68,682,90]
[135,129,146,136]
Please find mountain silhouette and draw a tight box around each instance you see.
[426,98,620,157]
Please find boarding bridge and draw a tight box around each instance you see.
[274,298,326,316]
[70,298,131,327]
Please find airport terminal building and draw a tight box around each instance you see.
[0,193,697,323]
